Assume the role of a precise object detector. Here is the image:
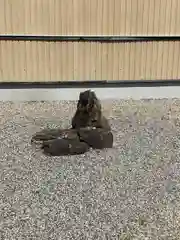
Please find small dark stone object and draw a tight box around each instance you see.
[79,128,113,149]
[42,138,89,156]
[31,90,113,156]
[71,90,111,130]
[31,128,79,143]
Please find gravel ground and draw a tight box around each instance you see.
[0,99,180,240]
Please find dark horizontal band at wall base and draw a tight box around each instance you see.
[0,80,180,89]
[0,35,180,42]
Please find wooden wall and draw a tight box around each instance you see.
[0,0,179,82]
[0,0,180,35]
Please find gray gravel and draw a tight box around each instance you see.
[0,99,180,240]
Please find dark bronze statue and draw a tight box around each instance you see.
[31,90,113,156]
